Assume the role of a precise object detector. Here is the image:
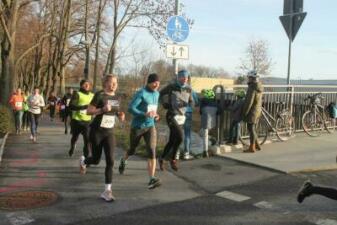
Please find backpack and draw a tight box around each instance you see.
[327,102,337,119]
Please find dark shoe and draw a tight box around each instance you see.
[225,140,232,145]
[169,160,178,171]
[118,158,126,174]
[255,141,261,151]
[203,151,209,158]
[158,157,165,171]
[243,144,256,153]
[232,140,239,145]
[65,129,68,134]
[297,180,313,203]
[148,177,161,189]
[68,145,75,157]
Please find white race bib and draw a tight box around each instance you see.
[15,102,23,108]
[107,100,119,107]
[66,99,71,106]
[147,104,158,113]
[50,102,55,106]
[60,105,66,110]
[80,109,87,114]
[100,115,115,128]
[174,115,186,125]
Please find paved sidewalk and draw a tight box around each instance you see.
[215,132,337,173]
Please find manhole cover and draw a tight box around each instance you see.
[0,191,58,211]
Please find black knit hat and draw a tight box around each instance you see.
[80,79,91,86]
[147,73,159,84]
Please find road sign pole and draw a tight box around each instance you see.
[286,39,292,85]
[172,0,179,76]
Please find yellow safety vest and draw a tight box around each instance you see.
[72,91,94,122]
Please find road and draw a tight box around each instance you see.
[0,118,337,225]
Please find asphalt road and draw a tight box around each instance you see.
[0,118,337,225]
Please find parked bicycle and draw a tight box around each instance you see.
[240,102,295,145]
[302,93,336,137]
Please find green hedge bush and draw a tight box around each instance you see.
[0,104,14,134]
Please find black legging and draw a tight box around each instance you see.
[310,185,337,200]
[247,123,257,145]
[161,113,183,161]
[85,128,115,184]
[64,110,71,132]
[70,119,90,157]
[49,106,56,119]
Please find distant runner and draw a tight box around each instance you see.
[27,87,45,143]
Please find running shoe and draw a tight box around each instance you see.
[148,177,161,189]
[118,158,126,174]
[297,180,313,203]
[30,134,34,140]
[33,136,37,143]
[169,160,178,171]
[183,154,194,160]
[79,156,86,174]
[158,157,165,171]
[68,144,76,157]
[101,190,115,202]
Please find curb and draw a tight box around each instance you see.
[0,132,9,164]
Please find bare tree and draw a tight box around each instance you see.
[238,39,273,76]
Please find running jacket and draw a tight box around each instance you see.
[129,87,159,129]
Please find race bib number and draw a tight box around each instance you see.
[60,105,66,110]
[174,115,186,125]
[107,100,119,107]
[66,99,71,106]
[50,102,55,106]
[147,104,158,113]
[100,115,115,128]
[15,102,23,108]
[80,109,87,114]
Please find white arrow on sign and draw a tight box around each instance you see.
[166,44,189,60]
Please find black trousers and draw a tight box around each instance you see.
[70,119,90,157]
[128,127,157,159]
[85,128,115,184]
[311,185,337,200]
[161,113,183,161]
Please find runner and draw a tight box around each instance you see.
[79,74,125,202]
[118,73,161,189]
[22,90,30,131]
[27,87,45,143]
[47,92,58,121]
[68,80,93,157]
[158,69,193,171]
[9,88,25,134]
[61,88,74,134]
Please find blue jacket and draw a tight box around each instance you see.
[129,87,159,129]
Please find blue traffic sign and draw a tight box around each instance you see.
[166,16,189,42]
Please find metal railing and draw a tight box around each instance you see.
[214,84,337,144]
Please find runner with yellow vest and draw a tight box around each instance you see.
[68,79,94,157]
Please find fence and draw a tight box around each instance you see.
[213,84,337,144]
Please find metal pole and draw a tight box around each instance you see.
[286,39,292,85]
[84,0,89,79]
[172,0,179,76]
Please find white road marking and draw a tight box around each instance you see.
[216,191,251,202]
[6,212,34,225]
[316,219,337,225]
[254,201,290,214]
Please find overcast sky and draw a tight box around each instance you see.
[122,0,337,80]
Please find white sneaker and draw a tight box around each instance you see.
[79,156,86,174]
[33,136,37,143]
[30,134,34,140]
[101,190,115,202]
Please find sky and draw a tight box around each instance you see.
[123,0,337,80]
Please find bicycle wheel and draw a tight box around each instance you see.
[302,110,324,137]
[276,113,295,141]
[239,118,268,146]
[323,110,336,133]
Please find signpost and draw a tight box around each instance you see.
[166,44,189,59]
[279,0,307,85]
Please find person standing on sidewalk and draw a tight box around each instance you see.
[79,74,125,202]
[68,80,94,157]
[158,69,193,171]
[242,70,263,153]
[226,89,245,145]
[297,180,337,203]
[9,88,25,134]
[182,86,199,160]
[199,89,218,157]
[61,88,73,134]
[118,73,161,189]
[27,87,45,143]
[47,92,58,122]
